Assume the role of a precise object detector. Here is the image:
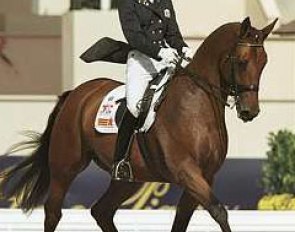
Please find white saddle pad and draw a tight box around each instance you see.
[95,70,172,133]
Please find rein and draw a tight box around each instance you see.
[180,66,231,107]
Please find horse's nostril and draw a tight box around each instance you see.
[240,110,250,117]
[239,110,253,122]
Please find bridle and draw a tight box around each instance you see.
[176,41,264,108]
[154,39,265,110]
[225,42,264,104]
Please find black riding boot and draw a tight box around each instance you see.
[111,109,138,181]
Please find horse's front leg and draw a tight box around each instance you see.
[177,160,231,232]
[171,190,198,232]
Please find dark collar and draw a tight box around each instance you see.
[136,0,164,19]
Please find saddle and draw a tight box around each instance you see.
[94,67,174,133]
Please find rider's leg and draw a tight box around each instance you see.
[111,108,137,181]
[112,50,159,181]
[125,50,159,118]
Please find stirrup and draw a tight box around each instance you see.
[112,159,134,182]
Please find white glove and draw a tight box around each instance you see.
[158,48,180,65]
[182,47,194,60]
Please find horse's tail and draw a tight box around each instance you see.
[0,91,72,212]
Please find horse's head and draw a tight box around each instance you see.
[221,17,277,122]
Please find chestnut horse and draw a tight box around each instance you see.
[0,17,277,232]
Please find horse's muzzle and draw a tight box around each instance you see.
[238,107,260,122]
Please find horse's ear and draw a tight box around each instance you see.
[261,18,278,40]
[240,17,252,38]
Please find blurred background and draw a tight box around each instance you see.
[0,0,295,210]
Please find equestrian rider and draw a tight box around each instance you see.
[112,0,193,181]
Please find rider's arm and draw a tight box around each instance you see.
[118,0,161,60]
[165,0,188,54]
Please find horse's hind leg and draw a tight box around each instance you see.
[91,180,141,232]
[44,149,90,232]
[171,191,199,232]
[44,176,71,232]
[178,161,231,232]
[44,164,90,232]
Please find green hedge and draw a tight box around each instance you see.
[258,130,295,210]
[261,130,295,194]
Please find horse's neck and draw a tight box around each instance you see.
[184,24,239,104]
[190,25,239,84]
[172,24,240,120]
[156,24,240,157]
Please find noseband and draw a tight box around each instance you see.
[226,42,264,99]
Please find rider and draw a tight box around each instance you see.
[112,0,193,181]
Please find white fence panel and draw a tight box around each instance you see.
[0,209,295,232]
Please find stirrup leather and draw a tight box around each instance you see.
[112,159,134,182]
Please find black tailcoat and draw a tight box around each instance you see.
[80,0,187,64]
[119,0,187,60]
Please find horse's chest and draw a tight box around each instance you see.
[194,134,227,171]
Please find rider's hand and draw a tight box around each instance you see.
[158,48,180,65]
[182,47,194,61]
[180,47,194,68]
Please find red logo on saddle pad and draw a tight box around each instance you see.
[97,118,113,127]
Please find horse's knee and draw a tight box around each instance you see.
[208,203,232,232]
[208,203,228,223]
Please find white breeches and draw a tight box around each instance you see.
[126,50,168,118]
